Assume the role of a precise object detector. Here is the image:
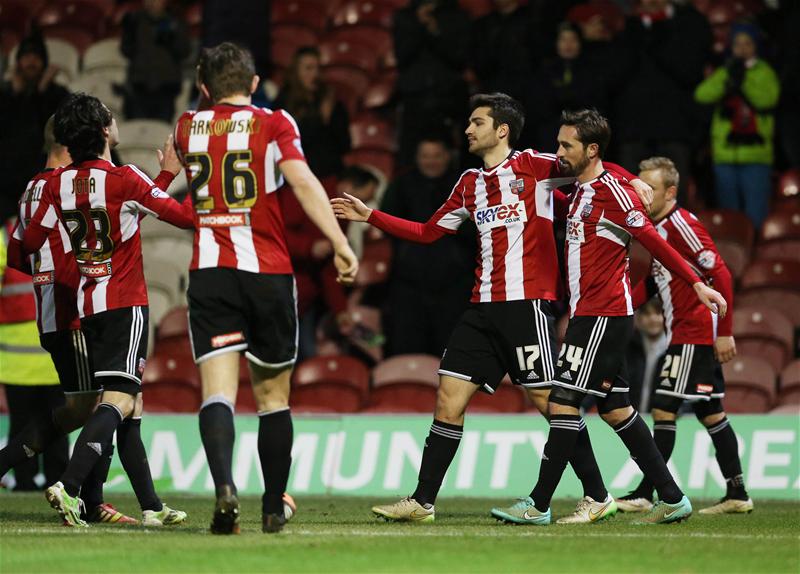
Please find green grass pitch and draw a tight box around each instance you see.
[1,494,798,573]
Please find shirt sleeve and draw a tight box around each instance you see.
[124,166,194,229]
[22,183,58,255]
[273,110,307,164]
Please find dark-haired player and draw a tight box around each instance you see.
[615,156,752,515]
[334,93,652,524]
[21,93,193,527]
[173,42,358,534]
[491,110,727,525]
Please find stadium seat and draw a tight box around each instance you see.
[347,304,384,364]
[156,306,189,342]
[755,239,800,263]
[117,119,172,150]
[184,2,202,37]
[354,238,391,287]
[152,334,193,358]
[331,1,395,28]
[319,38,379,73]
[350,114,396,152]
[343,149,394,180]
[733,307,794,372]
[325,25,392,55]
[139,214,194,240]
[715,239,748,279]
[67,71,124,117]
[776,168,800,202]
[697,209,755,253]
[43,26,94,53]
[82,37,126,76]
[0,1,37,35]
[458,0,494,19]
[291,355,371,412]
[271,1,329,32]
[469,380,526,413]
[270,24,319,69]
[777,360,800,407]
[142,238,193,275]
[143,255,188,302]
[364,354,440,413]
[363,74,395,110]
[141,352,200,413]
[740,259,800,293]
[721,356,776,413]
[36,1,110,39]
[116,148,162,178]
[735,289,800,331]
[769,403,800,414]
[760,209,800,243]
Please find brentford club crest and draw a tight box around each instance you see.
[509,179,524,194]
[580,203,594,220]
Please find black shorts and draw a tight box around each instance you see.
[188,268,297,367]
[552,315,634,398]
[81,306,148,391]
[40,329,99,395]
[438,300,558,394]
[653,344,724,401]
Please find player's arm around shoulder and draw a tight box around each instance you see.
[281,159,358,284]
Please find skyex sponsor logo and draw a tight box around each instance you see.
[474,202,527,230]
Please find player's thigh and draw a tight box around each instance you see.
[81,306,148,397]
[241,273,298,371]
[489,299,558,390]
[199,351,240,404]
[435,375,481,421]
[187,268,248,365]
[40,329,98,397]
[552,315,633,398]
[250,363,292,413]
[438,305,506,396]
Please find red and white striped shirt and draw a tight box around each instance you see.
[12,169,80,333]
[370,150,576,302]
[635,206,734,345]
[565,170,699,317]
[174,104,306,274]
[23,160,192,318]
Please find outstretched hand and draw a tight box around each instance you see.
[330,192,372,222]
[157,134,183,176]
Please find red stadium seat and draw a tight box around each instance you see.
[350,114,396,152]
[365,354,440,413]
[141,352,200,413]
[319,38,379,73]
[363,74,395,110]
[735,288,800,330]
[697,209,755,253]
[323,66,371,115]
[291,356,370,412]
[155,306,189,342]
[722,356,776,413]
[272,0,329,32]
[151,335,193,358]
[733,307,795,372]
[331,1,395,28]
[740,259,800,293]
[325,25,392,55]
[36,1,109,39]
[458,0,493,19]
[770,403,800,414]
[343,149,395,179]
[776,169,800,201]
[0,0,37,36]
[270,24,319,69]
[469,380,526,413]
[778,360,800,407]
[760,209,800,243]
[715,239,749,279]
[756,239,800,262]
[354,238,392,287]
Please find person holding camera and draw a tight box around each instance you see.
[695,24,780,230]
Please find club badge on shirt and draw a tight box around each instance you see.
[509,179,524,195]
[580,203,594,220]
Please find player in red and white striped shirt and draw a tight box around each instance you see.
[173,43,357,534]
[616,157,751,515]
[334,94,655,524]
[21,94,190,527]
[493,110,726,526]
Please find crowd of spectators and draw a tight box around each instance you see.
[1,0,799,411]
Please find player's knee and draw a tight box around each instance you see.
[434,381,471,423]
[600,406,634,426]
[694,398,725,426]
[548,386,583,415]
[651,408,677,423]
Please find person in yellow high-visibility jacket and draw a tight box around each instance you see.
[0,217,67,490]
